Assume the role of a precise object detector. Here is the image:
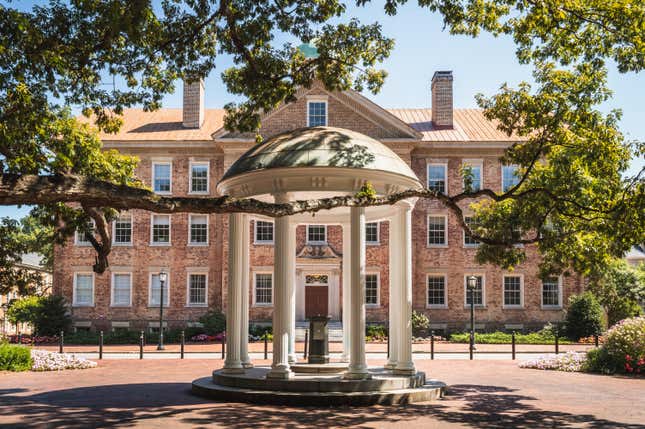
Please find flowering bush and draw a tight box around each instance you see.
[190,332,225,342]
[519,351,588,372]
[586,316,645,375]
[30,349,97,371]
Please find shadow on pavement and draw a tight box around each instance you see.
[1,383,642,428]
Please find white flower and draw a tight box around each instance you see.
[31,349,97,371]
[519,351,587,372]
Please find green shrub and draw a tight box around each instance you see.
[249,324,272,337]
[606,298,643,328]
[565,292,605,341]
[7,295,71,336]
[199,310,226,335]
[411,311,430,337]
[449,331,573,344]
[0,343,32,371]
[586,316,645,374]
[366,324,387,341]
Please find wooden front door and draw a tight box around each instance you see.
[305,285,329,318]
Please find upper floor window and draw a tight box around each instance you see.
[463,216,480,247]
[153,162,172,194]
[542,277,562,308]
[464,275,484,306]
[188,273,207,306]
[113,215,132,245]
[427,274,447,308]
[428,215,447,246]
[254,220,274,244]
[73,273,94,306]
[366,222,379,244]
[254,273,273,306]
[189,214,208,245]
[75,220,95,246]
[502,165,520,192]
[365,273,379,306]
[307,101,327,127]
[427,163,447,194]
[151,214,171,245]
[463,162,482,191]
[503,275,523,307]
[307,225,327,244]
[190,162,209,194]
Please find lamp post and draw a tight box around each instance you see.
[467,275,477,359]
[157,270,167,351]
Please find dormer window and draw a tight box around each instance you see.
[307,101,327,127]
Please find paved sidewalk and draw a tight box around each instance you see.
[1,358,643,428]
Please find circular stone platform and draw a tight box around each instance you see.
[290,362,348,374]
[192,367,446,406]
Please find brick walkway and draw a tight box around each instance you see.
[1,358,643,428]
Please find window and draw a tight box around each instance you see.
[307,225,327,243]
[463,216,480,246]
[365,274,379,306]
[188,273,207,306]
[542,277,561,308]
[254,220,274,243]
[254,273,273,305]
[366,222,379,244]
[149,273,169,307]
[464,275,484,306]
[427,275,447,308]
[189,214,208,245]
[307,101,327,127]
[463,162,482,191]
[75,220,95,246]
[73,273,94,306]
[502,165,520,192]
[151,215,171,245]
[111,273,132,306]
[113,215,132,245]
[428,216,447,246]
[152,162,172,193]
[503,275,523,307]
[190,162,209,194]
[427,163,447,194]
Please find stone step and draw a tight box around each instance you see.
[192,377,446,406]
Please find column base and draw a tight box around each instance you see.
[288,354,297,364]
[342,370,373,380]
[393,365,416,376]
[222,365,245,374]
[339,354,350,363]
[384,361,397,370]
[241,361,254,369]
[266,367,294,379]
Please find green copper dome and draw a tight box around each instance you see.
[297,42,319,59]
[221,127,420,182]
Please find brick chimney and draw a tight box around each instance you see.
[182,78,205,129]
[431,71,453,129]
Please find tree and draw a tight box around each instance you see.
[0,1,643,279]
[587,259,645,327]
[565,292,605,340]
[6,295,71,336]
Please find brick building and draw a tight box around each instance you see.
[53,72,583,335]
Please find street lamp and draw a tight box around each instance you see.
[467,275,477,359]
[157,270,168,351]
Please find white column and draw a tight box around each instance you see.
[267,193,294,379]
[395,202,416,375]
[343,207,371,379]
[287,222,297,364]
[223,213,245,373]
[240,214,252,368]
[341,222,351,362]
[385,216,400,370]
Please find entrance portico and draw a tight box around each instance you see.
[216,127,423,380]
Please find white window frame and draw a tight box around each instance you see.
[148,271,170,308]
[427,163,448,194]
[188,214,209,246]
[426,273,448,309]
[306,99,328,127]
[254,219,275,245]
[463,215,480,248]
[150,214,172,246]
[502,274,524,309]
[365,222,380,245]
[306,224,327,244]
[74,220,96,246]
[253,271,274,307]
[463,274,486,308]
[186,270,209,307]
[462,159,483,191]
[73,272,95,307]
[112,214,133,246]
[188,161,210,195]
[427,214,448,247]
[152,160,172,195]
[110,272,132,307]
[541,276,563,309]
[365,272,380,307]
[501,164,520,193]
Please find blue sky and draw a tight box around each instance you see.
[2,1,643,220]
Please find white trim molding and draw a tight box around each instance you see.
[188,160,210,195]
[186,270,209,307]
[150,214,172,246]
[151,160,173,195]
[541,276,563,309]
[252,271,274,307]
[365,271,381,308]
[188,213,209,246]
[502,274,525,309]
[427,214,448,247]
[426,273,448,309]
[72,272,95,307]
[426,162,448,194]
[110,271,133,307]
